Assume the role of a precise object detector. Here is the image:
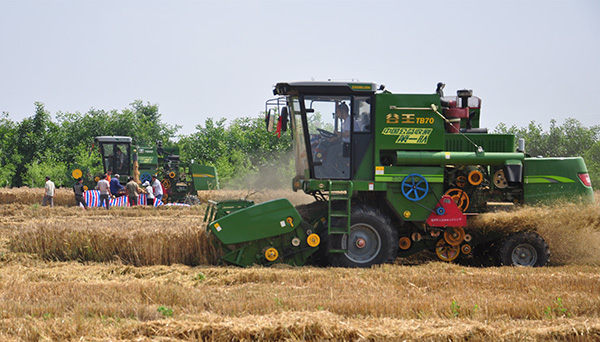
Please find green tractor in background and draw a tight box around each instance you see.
[205,81,594,267]
[69,136,218,204]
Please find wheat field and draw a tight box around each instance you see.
[0,188,599,341]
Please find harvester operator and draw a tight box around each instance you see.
[323,102,351,175]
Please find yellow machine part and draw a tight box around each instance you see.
[72,169,83,179]
[435,239,460,262]
[265,248,279,261]
[468,170,484,186]
[307,234,320,247]
[444,188,470,212]
[398,237,411,250]
[461,245,472,254]
[444,227,466,246]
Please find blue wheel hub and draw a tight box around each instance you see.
[401,174,429,201]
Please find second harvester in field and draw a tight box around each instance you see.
[68,137,219,204]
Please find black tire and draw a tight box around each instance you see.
[329,206,398,268]
[497,231,550,267]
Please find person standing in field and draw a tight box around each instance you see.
[73,177,88,210]
[95,174,111,209]
[42,176,55,207]
[143,181,154,206]
[110,173,125,197]
[125,177,141,206]
[151,175,163,202]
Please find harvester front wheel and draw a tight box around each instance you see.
[330,207,398,268]
[497,231,549,267]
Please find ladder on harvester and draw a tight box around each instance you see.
[327,180,353,253]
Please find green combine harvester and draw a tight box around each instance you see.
[69,136,218,204]
[205,81,594,267]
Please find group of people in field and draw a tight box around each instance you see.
[42,174,164,210]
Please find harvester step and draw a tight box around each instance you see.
[328,227,349,234]
[330,211,350,218]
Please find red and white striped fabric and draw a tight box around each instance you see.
[83,190,102,207]
[83,190,165,207]
[138,194,164,207]
[111,195,128,207]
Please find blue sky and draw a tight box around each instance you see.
[1,0,598,135]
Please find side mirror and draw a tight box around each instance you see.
[265,108,275,132]
[280,107,289,132]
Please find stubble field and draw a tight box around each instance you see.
[0,188,599,341]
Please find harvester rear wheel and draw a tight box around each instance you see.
[497,231,549,267]
[329,206,398,268]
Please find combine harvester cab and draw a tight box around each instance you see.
[206,81,594,267]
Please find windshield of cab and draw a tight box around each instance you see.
[304,96,352,179]
[288,97,308,181]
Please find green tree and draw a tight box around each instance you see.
[179,115,293,187]
[494,118,600,158]
[495,118,599,188]
[13,102,53,186]
[179,118,229,165]
[23,151,68,188]
[0,112,19,187]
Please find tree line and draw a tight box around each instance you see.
[0,101,598,188]
[494,119,600,186]
[0,101,292,189]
